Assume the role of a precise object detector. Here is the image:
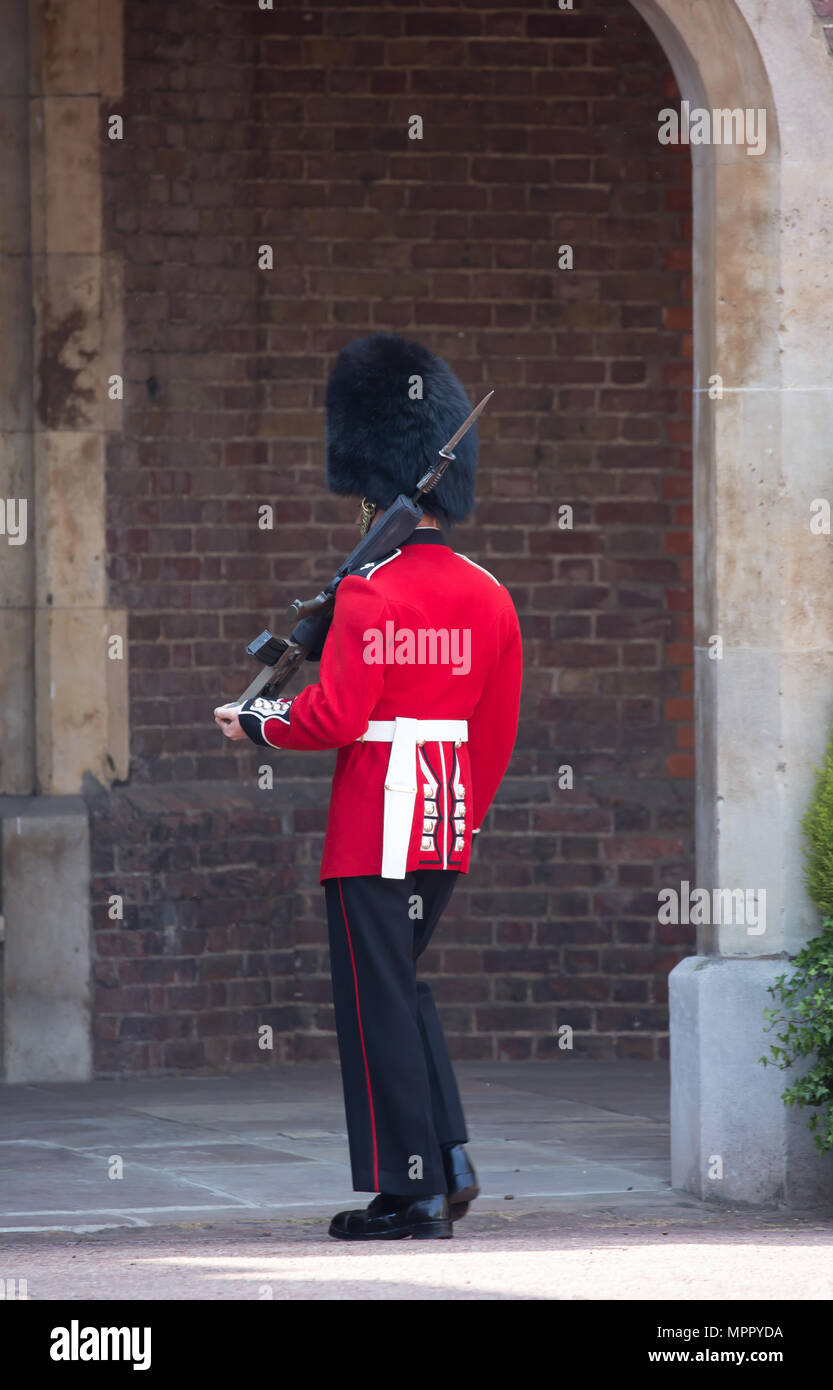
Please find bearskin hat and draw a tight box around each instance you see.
[325,334,478,525]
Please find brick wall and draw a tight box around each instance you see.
[95,0,694,1073]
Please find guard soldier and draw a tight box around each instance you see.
[215,334,523,1240]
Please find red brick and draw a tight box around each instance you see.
[665,698,693,721]
[667,753,695,779]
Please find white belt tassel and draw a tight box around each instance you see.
[358,718,469,879]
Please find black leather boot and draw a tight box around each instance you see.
[329,1192,453,1241]
[442,1143,479,1222]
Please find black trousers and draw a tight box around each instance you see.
[323,870,468,1196]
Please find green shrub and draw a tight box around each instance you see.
[802,717,833,918]
[761,918,833,1154]
[761,718,833,1154]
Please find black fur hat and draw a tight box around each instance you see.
[325,333,477,524]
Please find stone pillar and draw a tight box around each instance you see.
[28,0,128,794]
[2,798,91,1082]
[0,0,126,1082]
[0,0,35,795]
[633,0,833,1203]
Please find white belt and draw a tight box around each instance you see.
[358,718,469,879]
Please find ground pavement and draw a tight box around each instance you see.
[1,1061,832,1299]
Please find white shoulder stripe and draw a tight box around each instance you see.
[357,548,402,580]
[458,553,501,586]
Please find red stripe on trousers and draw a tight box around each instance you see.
[337,878,380,1191]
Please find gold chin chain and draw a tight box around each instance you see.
[359,497,377,537]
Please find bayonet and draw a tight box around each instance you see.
[414,390,494,499]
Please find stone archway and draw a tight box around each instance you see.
[631,0,833,1202]
[1,0,831,1206]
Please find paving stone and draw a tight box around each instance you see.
[80,1143,316,1167]
[0,1062,672,1233]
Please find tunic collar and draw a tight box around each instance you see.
[400,529,449,547]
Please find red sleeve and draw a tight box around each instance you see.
[468,594,523,831]
[239,577,388,751]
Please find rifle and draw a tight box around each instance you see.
[226,390,493,709]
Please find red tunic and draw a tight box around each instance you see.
[239,529,523,882]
